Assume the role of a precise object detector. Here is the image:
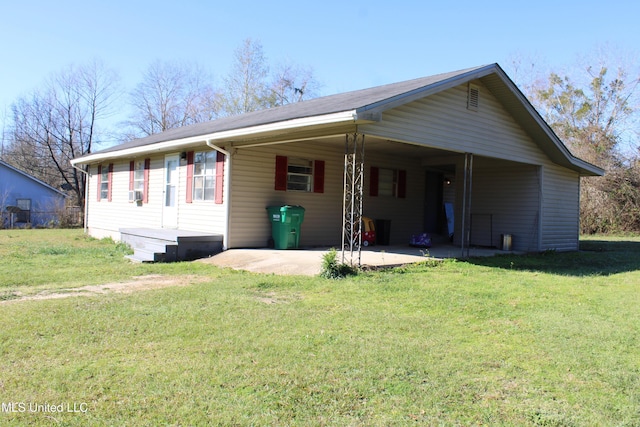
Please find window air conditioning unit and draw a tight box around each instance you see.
[128,190,143,202]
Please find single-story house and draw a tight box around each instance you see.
[0,159,67,228]
[71,63,603,261]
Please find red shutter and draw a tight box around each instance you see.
[313,160,325,194]
[186,151,194,203]
[143,158,150,203]
[107,163,114,202]
[275,155,288,191]
[398,170,407,199]
[97,165,102,201]
[215,151,225,204]
[129,161,135,191]
[369,166,379,197]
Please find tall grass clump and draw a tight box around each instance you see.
[319,248,357,279]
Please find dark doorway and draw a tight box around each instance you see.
[423,171,444,234]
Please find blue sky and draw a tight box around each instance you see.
[2,0,638,137]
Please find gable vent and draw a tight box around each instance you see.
[467,84,479,111]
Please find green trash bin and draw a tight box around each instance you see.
[266,205,306,249]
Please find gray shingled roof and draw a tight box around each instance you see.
[73,64,603,176]
[92,65,489,155]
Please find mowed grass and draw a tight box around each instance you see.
[0,230,639,425]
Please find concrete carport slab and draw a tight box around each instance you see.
[199,245,508,276]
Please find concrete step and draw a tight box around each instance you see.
[131,248,166,263]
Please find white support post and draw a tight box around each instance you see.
[342,133,365,266]
[461,153,473,258]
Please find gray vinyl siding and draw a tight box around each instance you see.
[363,152,425,245]
[540,164,580,251]
[228,141,425,248]
[229,142,344,248]
[173,151,226,235]
[360,80,550,166]
[361,80,582,252]
[87,159,164,240]
[461,158,541,252]
[85,151,226,242]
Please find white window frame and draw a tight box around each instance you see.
[100,165,109,200]
[287,158,313,192]
[378,168,398,197]
[133,160,145,193]
[192,151,216,201]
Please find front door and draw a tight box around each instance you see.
[163,154,179,228]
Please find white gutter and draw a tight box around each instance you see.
[70,138,207,165]
[205,140,232,251]
[71,110,358,165]
[204,110,358,142]
[70,163,89,234]
[233,133,346,149]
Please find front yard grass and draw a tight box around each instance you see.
[0,229,638,425]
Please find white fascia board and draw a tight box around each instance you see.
[493,69,604,177]
[71,138,204,165]
[570,157,605,176]
[205,110,358,142]
[71,110,358,165]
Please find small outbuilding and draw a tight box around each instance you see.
[71,63,603,261]
[0,160,67,228]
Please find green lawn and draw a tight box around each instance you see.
[0,229,639,425]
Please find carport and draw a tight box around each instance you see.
[339,134,540,266]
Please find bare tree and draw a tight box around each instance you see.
[0,186,12,229]
[220,38,270,115]
[220,39,322,115]
[268,62,321,107]
[126,60,222,138]
[5,60,120,209]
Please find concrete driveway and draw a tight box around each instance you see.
[200,244,507,276]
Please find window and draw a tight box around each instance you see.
[97,163,113,201]
[369,166,406,198]
[287,158,313,192]
[274,155,325,193]
[129,159,150,203]
[186,150,225,204]
[378,168,397,197]
[133,160,145,193]
[100,166,109,200]
[193,151,216,201]
[16,198,31,223]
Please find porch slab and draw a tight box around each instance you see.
[120,228,223,262]
[199,244,511,276]
[119,228,223,243]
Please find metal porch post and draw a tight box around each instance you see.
[342,133,365,266]
[461,153,473,258]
